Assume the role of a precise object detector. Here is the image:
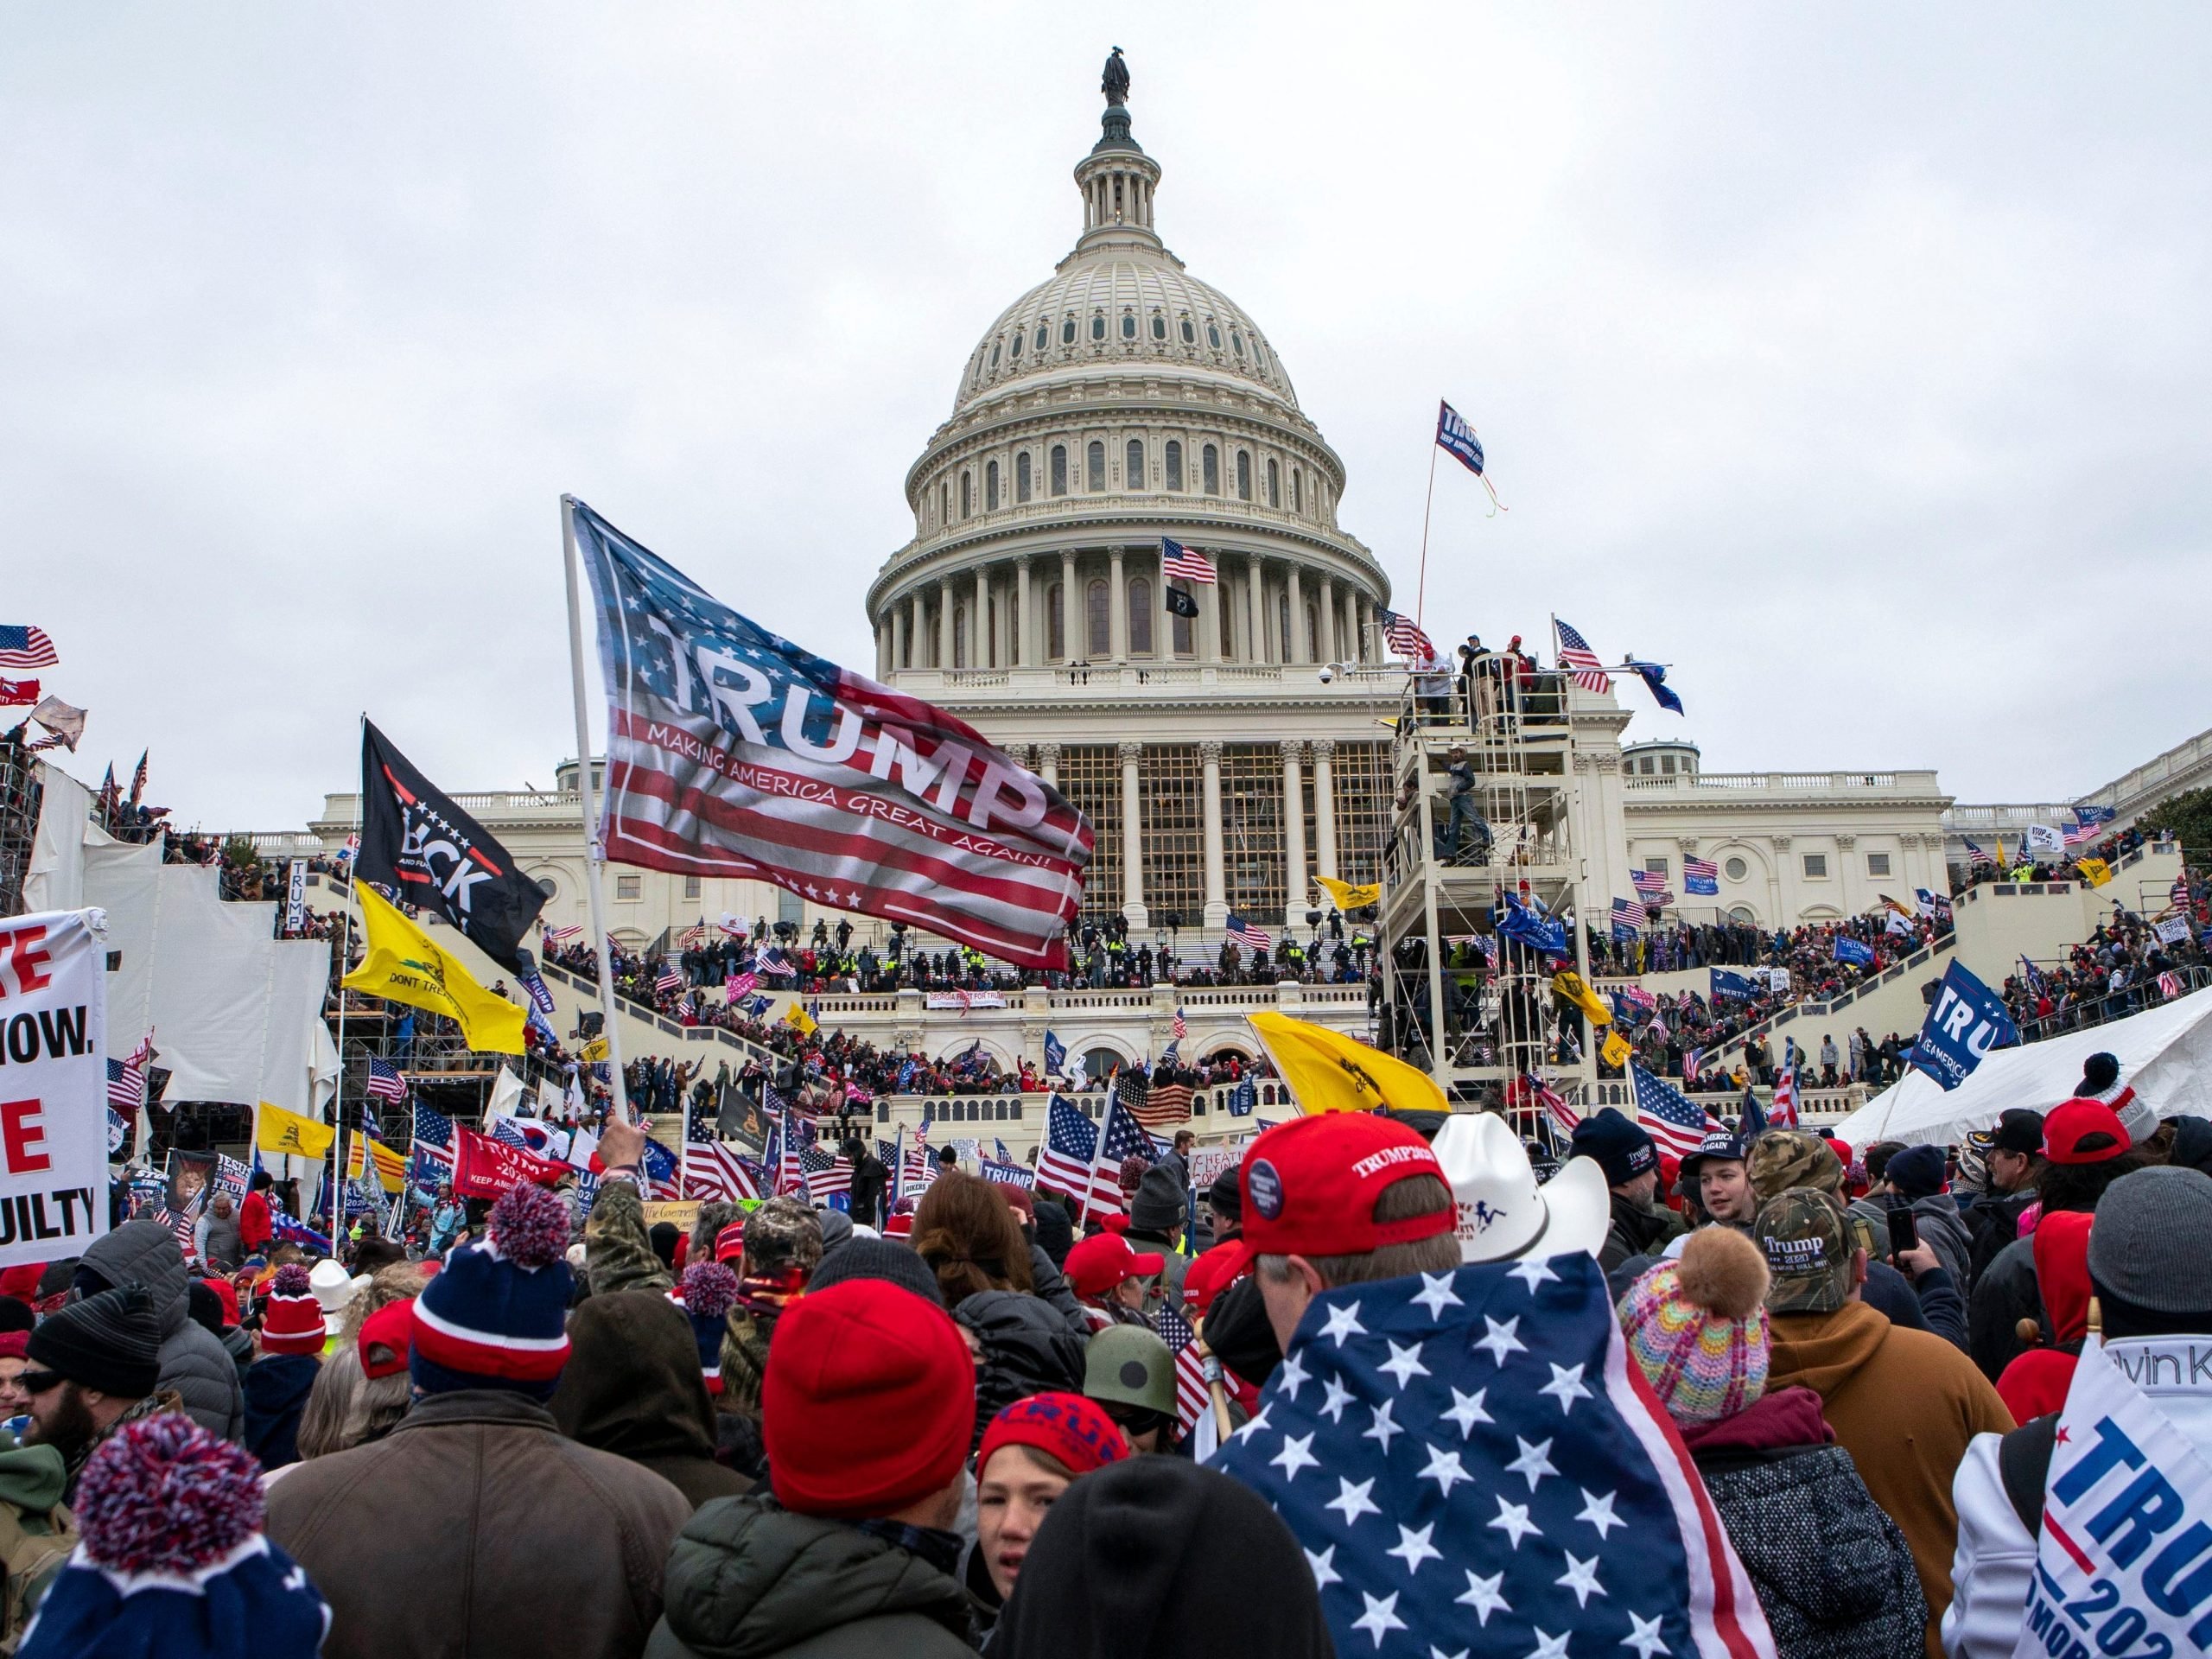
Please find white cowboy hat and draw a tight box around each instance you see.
[1432,1112,1611,1264]
[308,1259,371,1333]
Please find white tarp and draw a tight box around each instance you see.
[84,841,331,1115]
[18,761,109,914]
[1833,986,2212,1148]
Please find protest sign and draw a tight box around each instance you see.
[0,910,111,1265]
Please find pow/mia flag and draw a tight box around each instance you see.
[358,721,546,972]
[1164,586,1199,619]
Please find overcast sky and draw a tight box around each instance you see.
[7,4,2209,831]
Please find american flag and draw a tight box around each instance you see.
[1630,1063,1722,1159]
[1226,914,1272,953]
[106,1032,153,1111]
[1511,1071,1580,1140]
[800,1145,852,1205]
[684,1111,760,1202]
[1608,897,1643,938]
[2063,820,2099,848]
[1129,1077,1194,1129]
[569,499,1092,973]
[542,923,582,946]
[1160,537,1217,584]
[1376,608,1437,665]
[1770,1063,1799,1128]
[655,965,684,995]
[410,1101,457,1176]
[725,971,758,1000]
[365,1056,407,1103]
[1153,1300,1211,1435]
[0,626,58,671]
[2159,971,2187,1001]
[1553,618,1613,694]
[1172,1007,1188,1040]
[679,922,709,946]
[1630,868,1667,898]
[1035,1095,1128,1215]
[1683,856,1719,894]
[758,946,793,978]
[2176,868,2192,910]
[1963,839,1996,871]
[1210,1255,1772,1659]
[150,1207,197,1259]
[895,1135,938,1204]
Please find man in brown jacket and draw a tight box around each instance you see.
[267,1180,691,1659]
[1757,1186,2013,1659]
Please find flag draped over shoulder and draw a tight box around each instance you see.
[569,499,1092,969]
[343,882,527,1054]
[357,721,546,972]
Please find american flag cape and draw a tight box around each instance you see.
[1631,1063,1722,1158]
[569,499,1093,970]
[1209,1255,1773,1659]
[1554,619,1613,694]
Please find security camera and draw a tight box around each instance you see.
[1318,666,1335,684]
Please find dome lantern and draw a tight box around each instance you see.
[1073,48,1162,257]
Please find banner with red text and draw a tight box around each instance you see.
[0,910,109,1266]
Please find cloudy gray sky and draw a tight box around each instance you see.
[7,3,2208,830]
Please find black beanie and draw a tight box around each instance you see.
[1128,1163,1185,1234]
[0,1297,34,1335]
[29,1285,161,1398]
[1569,1107,1658,1188]
[1206,1168,1241,1228]
[1031,1196,1074,1267]
[990,1457,1334,1659]
[186,1281,227,1338]
[804,1236,942,1306]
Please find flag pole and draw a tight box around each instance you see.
[1414,424,1440,633]
[331,732,363,1262]
[560,496,632,1125]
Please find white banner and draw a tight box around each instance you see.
[2012,1336,2212,1659]
[2025,823,2066,855]
[2157,917,2192,946]
[925,991,1007,1010]
[284,859,307,934]
[0,910,111,1266]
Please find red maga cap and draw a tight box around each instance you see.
[1064,1232,1165,1300]
[1239,1113,1454,1258]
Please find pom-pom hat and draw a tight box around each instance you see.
[1236,1112,1453,1262]
[410,1184,574,1398]
[674,1260,740,1394]
[1617,1230,1772,1426]
[257,1264,325,1357]
[18,1415,329,1659]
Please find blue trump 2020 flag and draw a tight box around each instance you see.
[1211,1253,1773,1659]
[1910,960,2020,1090]
[1833,936,1877,967]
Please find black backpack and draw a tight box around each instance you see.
[1997,1412,2062,1534]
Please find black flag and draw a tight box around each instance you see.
[356,721,546,972]
[1164,586,1199,619]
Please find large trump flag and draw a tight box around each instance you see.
[568,499,1092,969]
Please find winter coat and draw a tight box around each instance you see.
[77,1220,245,1441]
[266,1389,693,1659]
[238,1190,272,1255]
[1910,1194,1975,1289]
[1769,1299,2015,1655]
[645,1496,974,1659]
[953,1291,1088,1454]
[1601,1192,1687,1272]
[219,1323,255,1385]
[588,1178,677,1299]
[1026,1244,1091,1338]
[1967,1234,2042,1381]
[550,1292,754,1512]
[0,1435,73,1646]
[1684,1387,1929,1659]
[1963,1189,2033,1285]
[242,1353,321,1471]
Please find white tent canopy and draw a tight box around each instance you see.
[1832,987,2212,1149]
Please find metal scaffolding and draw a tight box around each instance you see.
[1375,660,1598,1139]
[0,734,43,918]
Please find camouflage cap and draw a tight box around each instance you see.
[1747,1129,1844,1205]
[1755,1187,1853,1315]
[742,1198,823,1278]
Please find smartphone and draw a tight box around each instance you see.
[1885,1200,1918,1257]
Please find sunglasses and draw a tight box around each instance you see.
[14,1370,63,1395]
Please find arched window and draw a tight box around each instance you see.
[1165,440,1183,491]
[1125,439,1144,490]
[1085,580,1110,658]
[1034,321,1049,353]
[953,604,969,670]
[1086,442,1106,492]
[985,460,999,511]
[1122,312,1136,339]
[1050,446,1068,497]
[1009,329,1021,360]
[1016,452,1033,504]
[1062,316,1077,345]
[988,340,1001,369]
[1207,321,1223,350]
[1292,468,1302,513]
[1277,590,1291,658]
[1266,458,1281,506]
[1180,317,1196,344]
[1236,452,1252,501]
[1048,582,1065,659]
[1128,578,1154,655]
[960,472,972,518]
[1151,313,1166,340]
[1219,589,1235,656]
[1202,444,1220,496]
[1090,314,1106,341]
[939,481,950,524]
[1306,603,1321,662]
[1169,580,1193,655]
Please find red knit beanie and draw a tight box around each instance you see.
[0,1332,27,1361]
[977,1392,1129,1479]
[766,1280,973,1519]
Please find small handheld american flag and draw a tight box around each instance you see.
[1553,618,1613,694]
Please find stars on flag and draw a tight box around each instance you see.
[1551,619,1611,694]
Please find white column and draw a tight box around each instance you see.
[1200,740,1227,927]
[1036,741,1059,789]
[975,566,990,669]
[1198,570,1221,664]
[1286,563,1306,664]
[1317,573,1337,663]
[935,577,951,668]
[906,593,922,668]
[1016,557,1035,668]
[1281,739,1307,927]
[891,602,908,673]
[1313,738,1338,879]
[874,618,888,678]
[1343,589,1360,664]
[1109,548,1128,663]
[1119,740,1147,928]
[1060,550,1077,662]
[1246,556,1266,664]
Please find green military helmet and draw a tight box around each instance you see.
[1084,1323,1179,1418]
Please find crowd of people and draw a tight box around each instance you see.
[20,1030,2210,1657]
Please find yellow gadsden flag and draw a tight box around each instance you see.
[1247,1011,1448,1117]
[257,1101,335,1161]
[1601,1028,1634,1069]
[344,882,526,1055]
[1550,969,1614,1028]
[347,1130,408,1193]
[2076,857,2113,889]
[784,1002,819,1039]
[1315,874,1383,912]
